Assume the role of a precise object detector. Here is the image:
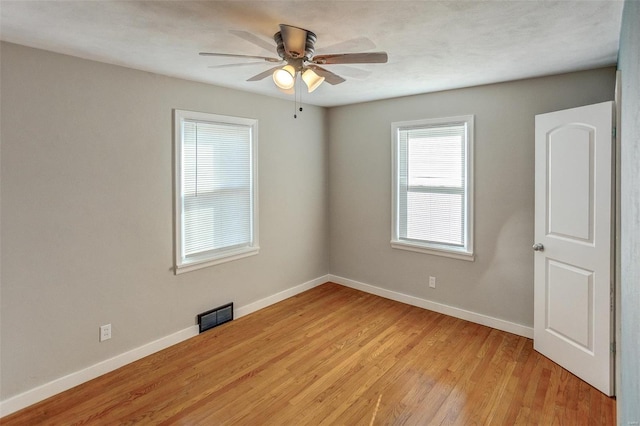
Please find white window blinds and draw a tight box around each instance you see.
[174,110,258,273]
[392,116,474,260]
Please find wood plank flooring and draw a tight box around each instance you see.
[2,283,615,425]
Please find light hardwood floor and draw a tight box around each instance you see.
[3,283,615,425]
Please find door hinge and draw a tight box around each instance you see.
[612,127,617,138]
[611,342,616,354]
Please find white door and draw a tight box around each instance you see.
[534,101,614,396]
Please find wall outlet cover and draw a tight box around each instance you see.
[100,324,112,342]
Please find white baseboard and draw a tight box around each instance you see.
[235,275,329,319]
[1,274,528,417]
[0,326,199,418]
[329,274,533,339]
[0,274,329,418]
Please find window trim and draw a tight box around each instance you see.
[173,109,259,274]
[391,115,474,261]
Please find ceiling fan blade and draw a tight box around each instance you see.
[279,24,309,58]
[246,66,282,82]
[311,52,388,65]
[307,65,346,85]
[199,52,281,62]
[208,61,279,69]
[229,30,275,54]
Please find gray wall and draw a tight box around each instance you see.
[0,39,626,410]
[618,0,640,424]
[0,42,329,399]
[328,68,616,328]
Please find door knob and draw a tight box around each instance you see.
[533,243,544,251]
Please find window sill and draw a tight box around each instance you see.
[391,240,475,262]
[175,246,260,275]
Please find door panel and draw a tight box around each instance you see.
[534,101,613,396]
[546,259,593,351]
[547,125,594,242]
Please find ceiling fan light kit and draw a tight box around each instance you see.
[200,24,388,96]
[301,68,325,93]
[273,64,296,89]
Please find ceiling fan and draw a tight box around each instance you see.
[200,24,388,93]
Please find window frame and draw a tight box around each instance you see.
[173,109,259,274]
[391,115,474,261]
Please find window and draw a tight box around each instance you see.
[174,110,258,273]
[391,115,474,260]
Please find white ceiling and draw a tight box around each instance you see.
[0,1,624,107]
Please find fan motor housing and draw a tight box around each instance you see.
[274,29,317,61]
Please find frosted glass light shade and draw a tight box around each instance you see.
[302,68,325,93]
[273,65,296,90]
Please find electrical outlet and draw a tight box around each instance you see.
[429,276,436,288]
[100,324,112,342]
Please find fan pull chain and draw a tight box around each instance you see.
[299,80,304,116]
[294,73,303,119]
[293,82,297,119]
